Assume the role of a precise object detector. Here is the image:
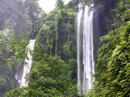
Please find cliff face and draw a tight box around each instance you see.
[93,0,118,35]
[87,0,130,97]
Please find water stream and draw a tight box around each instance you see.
[77,4,95,95]
[15,39,35,87]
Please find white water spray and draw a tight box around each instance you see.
[15,39,35,87]
[77,5,95,94]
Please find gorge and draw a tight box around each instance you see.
[0,0,129,97]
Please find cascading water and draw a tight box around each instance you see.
[77,4,95,95]
[15,39,35,87]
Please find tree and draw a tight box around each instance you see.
[56,0,64,9]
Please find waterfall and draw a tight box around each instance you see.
[15,39,35,87]
[77,4,95,95]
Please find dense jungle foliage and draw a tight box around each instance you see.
[87,0,130,97]
[0,0,42,96]
[0,0,129,97]
[3,0,78,97]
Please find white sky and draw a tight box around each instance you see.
[38,0,71,13]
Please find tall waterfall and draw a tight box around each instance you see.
[15,39,35,87]
[77,4,95,95]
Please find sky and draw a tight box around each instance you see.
[38,0,71,13]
